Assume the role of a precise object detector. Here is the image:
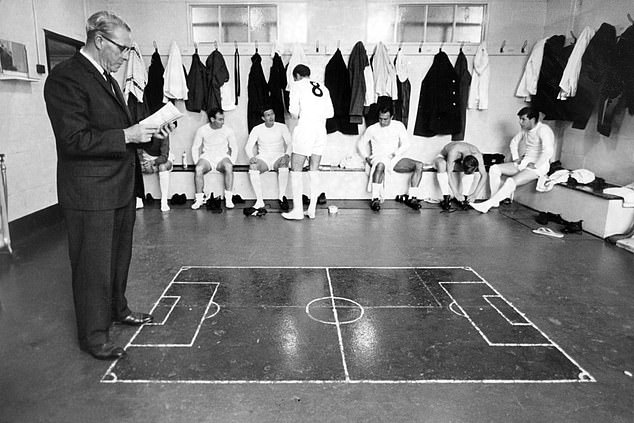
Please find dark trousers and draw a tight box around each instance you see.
[63,199,135,348]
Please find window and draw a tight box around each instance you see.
[44,30,83,72]
[368,3,486,44]
[190,4,277,44]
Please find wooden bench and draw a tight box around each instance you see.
[514,181,634,238]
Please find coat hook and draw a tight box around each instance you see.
[194,42,198,53]
[153,40,158,51]
[398,41,403,51]
[316,40,319,53]
[439,42,444,52]
[213,40,218,50]
[255,40,258,53]
[499,40,506,53]
[570,31,577,43]
[521,40,528,53]
[234,40,238,50]
[460,41,465,51]
[628,13,633,24]
[337,40,341,50]
[418,40,423,53]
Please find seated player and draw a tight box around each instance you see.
[138,135,173,212]
[190,108,239,210]
[433,141,487,211]
[282,64,334,220]
[471,106,554,213]
[244,106,292,211]
[358,105,424,211]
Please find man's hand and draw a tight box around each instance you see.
[365,155,374,166]
[124,124,158,144]
[153,122,177,140]
[279,154,290,167]
[141,160,154,174]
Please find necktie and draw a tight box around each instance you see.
[104,71,125,106]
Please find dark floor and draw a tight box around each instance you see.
[1,201,632,422]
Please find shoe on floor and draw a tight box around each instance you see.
[535,212,549,225]
[317,193,327,205]
[115,311,154,326]
[232,194,245,204]
[532,227,564,238]
[279,196,289,211]
[395,194,408,203]
[562,220,583,234]
[145,193,155,205]
[405,197,422,210]
[370,198,381,211]
[302,194,310,205]
[81,342,126,360]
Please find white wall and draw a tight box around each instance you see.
[4,0,551,221]
[545,0,634,185]
[1,0,86,221]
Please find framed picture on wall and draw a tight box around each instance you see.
[0,39,29,77]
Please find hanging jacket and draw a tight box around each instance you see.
[516,38,547,101]
[247,52,270,132]
[348,41,369,124]
[234,47,241,106]
[205,49,229,115]
[145,49,165,114]
[186,51,207,112]
[558,27,596,100]
[468,42,489,110]
[616,24,634,115]
[568,23,617,130]
[413,51,461,137]
[163,41,188,102]
[123,42,148,123]
[268,52,287,124]
[532,35,573,121]
[452,50,472,141]
[325,49,358,135]
[285,44,308,93]
[371,42,398,99]
[394,49,411,127]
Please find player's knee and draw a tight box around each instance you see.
[414,161,424,172]
[489,164,501,176]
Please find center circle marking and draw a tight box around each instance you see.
[305,296,365,325]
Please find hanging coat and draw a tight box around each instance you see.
[371,42,398,99]
[163,41,188,102]
[268,52,287,124]
[205,49,229,115]
[557,27,595,100]
[145,49,165,114]
[468,42,489,110]
[186,51,207,112]
[123,42,149,123]
[567,23,617,130]
[247,52,270,132]
[234,47,241,106]
[413,51,461,137]
[532,35,573,121]
[325,49,358,135]
[394,49,411,128]
[452,50,472,141]
[516,38,547,101]
[616,24,634,115]
[348,41,369,124]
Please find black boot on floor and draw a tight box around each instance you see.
[317,193,327,205]
[536,212,549,225]
[439,195,454,212]
[370,198,381,211]
[279,196,289,211]
[395,194,409,203]
[405,197,422,210]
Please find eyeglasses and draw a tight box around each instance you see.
[99,33,132,54]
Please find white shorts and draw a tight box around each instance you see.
[516,159,549,176]
[199,153,231,171]
[370,155,398,171]
[140,151,174,173]
[258,153,286,170]
[292,125,327,157]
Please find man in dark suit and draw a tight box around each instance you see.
[44,11,171,360]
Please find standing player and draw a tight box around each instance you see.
[244,106,292,210]
[190,108,239,210]
[358,105,425,211]
[282,64,334,220]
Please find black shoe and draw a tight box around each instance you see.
[317,193,327,205]
[279,196,289,211]
[562,220,583,234]
[535,212,549,225]
[405,197,422,210]
[395,194,408,203]
[244,207,267,217]
[302,194,310,205]
[170,193,186,205]
[144,193,155,205]
[439,195,452,211]
[81,343,126,360]
[115,311,153,326]
[232,194,245,204]
[547,212,564,224]
[370,198,381,211]
[500,198,512,206]
[205,195,223,213]
[459,200,470,210]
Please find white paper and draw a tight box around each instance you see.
[140,102,183,127]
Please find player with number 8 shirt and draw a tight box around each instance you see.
[282,64,335,220]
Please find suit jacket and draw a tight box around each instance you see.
[247,53,270,132]
[44,52,135,211]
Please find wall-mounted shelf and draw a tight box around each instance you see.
[0,74,40,82]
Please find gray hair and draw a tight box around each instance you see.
[86,11,130,41]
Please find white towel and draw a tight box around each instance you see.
[603,186,634,207]
[285,44,308,92]
[468,42,489,110]
[163,41,188,102]
[372,42,398,99]
[536,169,570,192]
[122,42,146,103]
